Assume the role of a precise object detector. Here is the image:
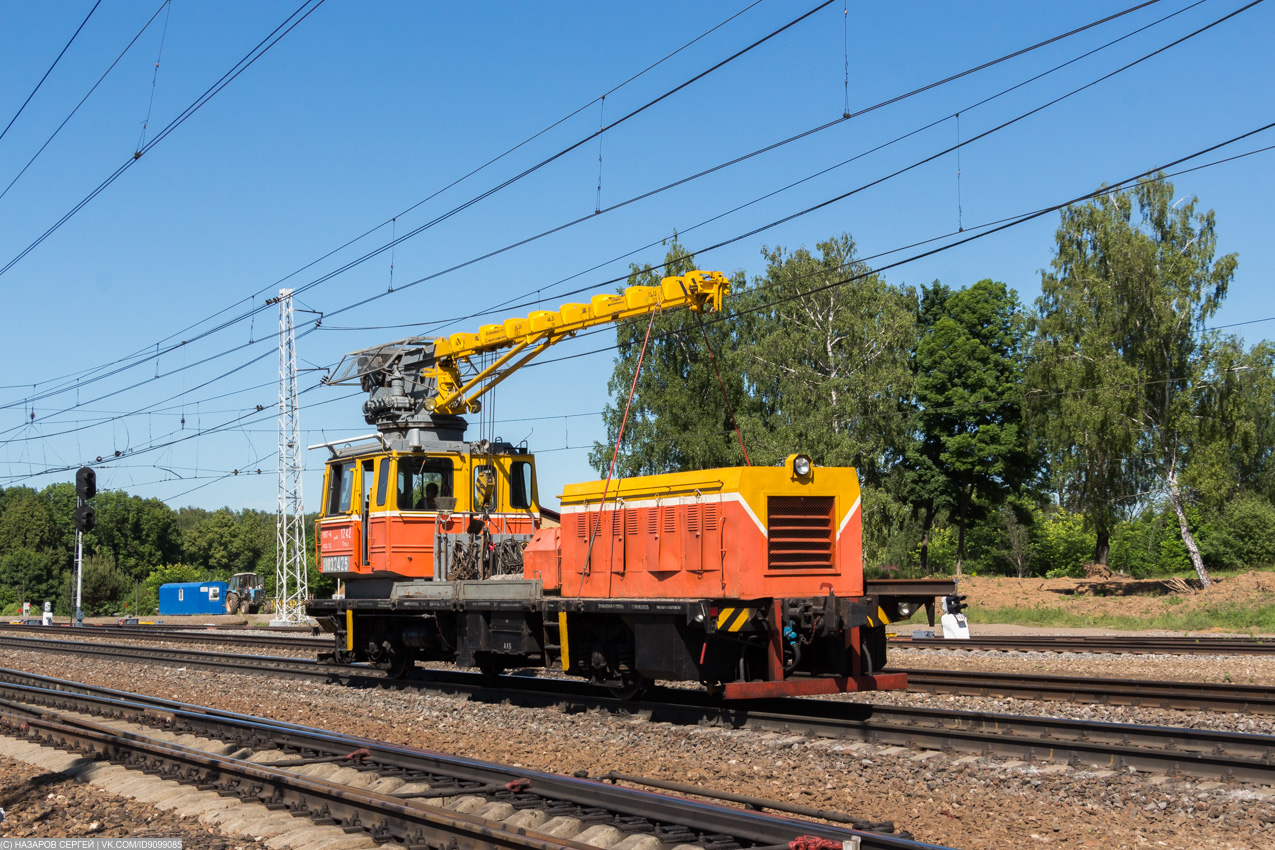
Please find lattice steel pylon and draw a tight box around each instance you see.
[272,288,309,624]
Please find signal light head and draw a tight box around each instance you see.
[74,503,95,534]
[76,466,96,500]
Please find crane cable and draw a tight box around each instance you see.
[693,309,751,466]
[579,307,661,585]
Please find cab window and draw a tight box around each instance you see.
[360,459,375,509]
[510,461,532,510]
[473,464,497,511]
[326,462,354,514]
[398,457,453,511]
[376,457,390,507]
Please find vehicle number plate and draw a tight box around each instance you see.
[321,555,350,572]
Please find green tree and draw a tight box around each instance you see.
[738,235,916,475]
[0,488,57,556]
[903,282,953,572]
[91,491,182,580]
[1200,493,1275,572]
[1034,509,1096,578]
[1200,341,1275,505]
[60,554,130,616]
[183,508,263,575]
[40,482,78,572]
[1031,176,1238,585]
[590,240,749,477]
[913,279,1037,574]
[0,549,58,608]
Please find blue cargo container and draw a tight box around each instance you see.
[158,581,228,616]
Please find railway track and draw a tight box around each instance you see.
[9,630,1272,713]
[1,634,1272,783]
[20,625,1275,660]
[0,622,328,650]
[894,634,1275,655]
[897,668,1275,713]
[0,669,940,850]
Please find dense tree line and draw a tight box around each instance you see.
[0,487,328,616]
[592,177,1275,581]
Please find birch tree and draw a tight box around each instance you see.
[738,234,916,479]
[1031,177,1237,586]
[590,241,749,477]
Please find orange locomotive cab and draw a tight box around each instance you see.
[317,440,540,587]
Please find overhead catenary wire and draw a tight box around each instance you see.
[525,122,1275,381]
[5,119,1272,490]
[0,0,103,145]
[309,0,1241,345]
[2,4,1264,491]
[0,0,170,203]
[5,26,1261,468]
[270,1,842,310]
[243,0,1185,324]
[134,0,174,154]
[281,0,1213,336]
[0,2,1256,455]
[0,0,1185,409]
[0,0,789,407]
[0,0,331,279]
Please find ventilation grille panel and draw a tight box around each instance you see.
[767,496,835,570]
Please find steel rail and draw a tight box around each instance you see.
[0,675,941,850]
[0,622,325,650]
[0,636,1272,783]
[897,668,1275,713]
[893,635,1275,655]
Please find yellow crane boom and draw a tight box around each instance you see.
[328,270,730,428]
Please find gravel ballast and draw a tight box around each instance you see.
[0,648,1272,849]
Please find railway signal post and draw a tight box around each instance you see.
[73,466,96,627]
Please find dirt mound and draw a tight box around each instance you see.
[1082,562,1114,579]
[956,570,1275,628]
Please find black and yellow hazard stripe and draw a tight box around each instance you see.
[715,606,756,632]
[864,605,892,629]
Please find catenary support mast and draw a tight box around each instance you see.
[272,288,308,624]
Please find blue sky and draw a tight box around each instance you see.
[0,0,1271,512]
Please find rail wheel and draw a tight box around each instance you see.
[385,649,417,679]
[606,674,651,701]
[475,654,506,683]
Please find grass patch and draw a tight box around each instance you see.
[966,602,1275,633]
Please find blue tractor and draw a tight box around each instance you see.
[226,573,266,615]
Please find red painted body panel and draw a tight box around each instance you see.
[721,672,909,699]
[548,495,862,600]
[317,513,537,580]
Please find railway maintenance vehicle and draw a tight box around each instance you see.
[306,270,941,698]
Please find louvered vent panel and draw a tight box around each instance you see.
[576,513,588,539]
[647,507,660,535]
[625,509,639,536]
[704,503,719,531]
[767,496,835,570]
[663,507,677,534]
